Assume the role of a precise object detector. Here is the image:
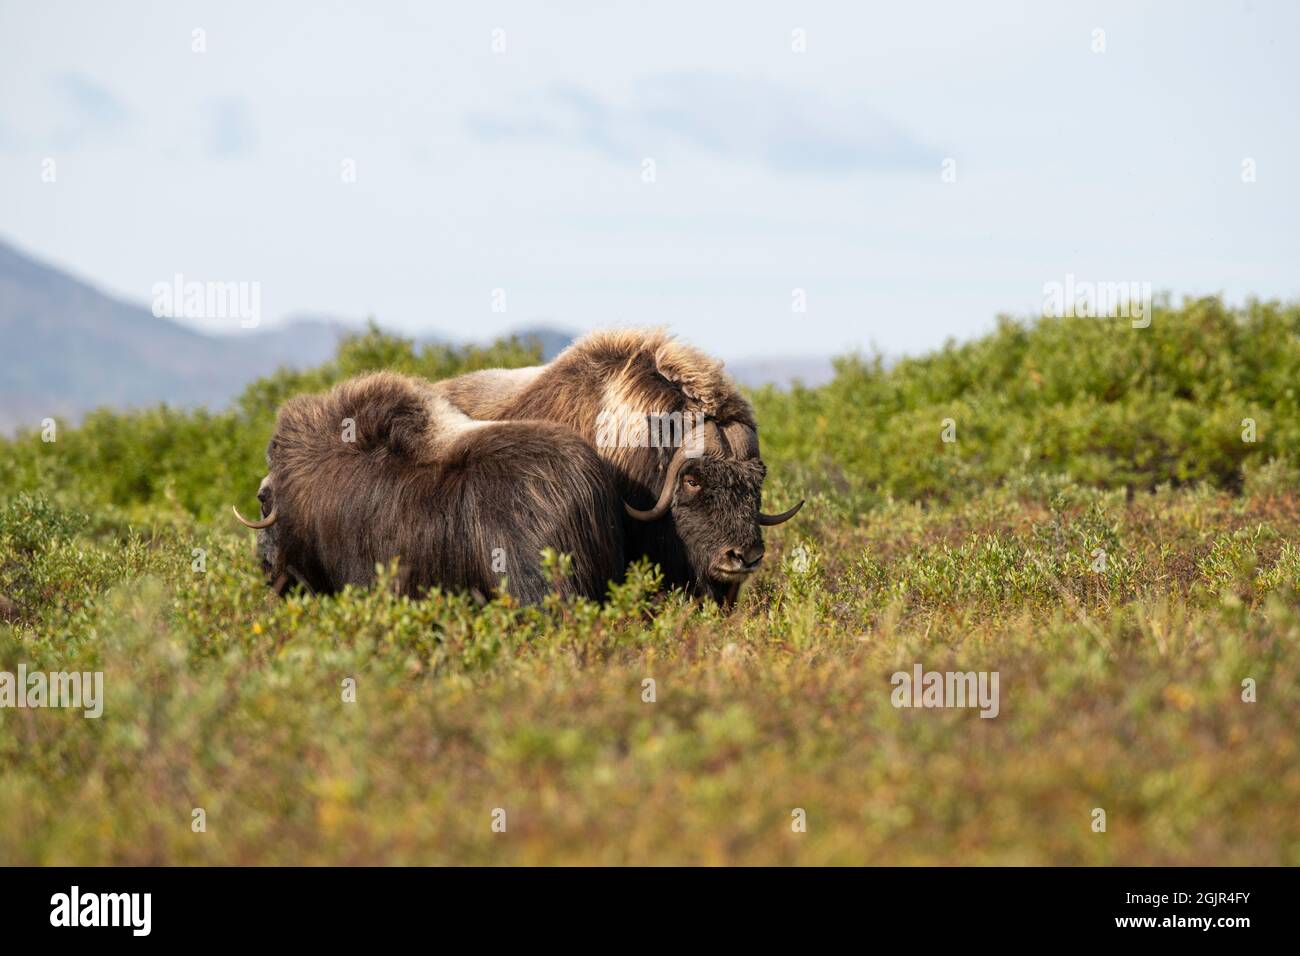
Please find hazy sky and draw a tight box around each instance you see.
[1,1,1297,359]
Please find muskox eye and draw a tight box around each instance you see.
[683,475,701,491]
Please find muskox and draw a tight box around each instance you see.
[434,329,803,607]
[233,371,624,604]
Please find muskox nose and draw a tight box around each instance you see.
[725,543,765,569]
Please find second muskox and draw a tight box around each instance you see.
[234,372,624,604]
[433,329,804,608]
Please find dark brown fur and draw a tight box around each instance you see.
[255,372,624,604]
[436,329,795,605]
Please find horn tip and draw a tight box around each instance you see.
[624,502,655,521]
[233,504,276,529]
[758,498,805,526]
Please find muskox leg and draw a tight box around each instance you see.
[286,564,316,596]
[267,564,318,599]
[712,580,742,612]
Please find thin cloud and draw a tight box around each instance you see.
[48,72,128,146]
[467,73,941,174]
[204,97,258,158]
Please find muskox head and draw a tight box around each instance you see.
[233,473,302,595]
[624,420,802,608]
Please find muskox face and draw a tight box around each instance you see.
[234,473,297,594]
[670,455,769,602]
[624,421,803,608]
[252,475,277,573]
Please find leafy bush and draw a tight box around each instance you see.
[754,296,1300,508]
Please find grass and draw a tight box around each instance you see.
[1,300,1298,864]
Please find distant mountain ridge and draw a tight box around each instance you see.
[0,238,830,434]
[0,240,570,434]
[0,241,354,432]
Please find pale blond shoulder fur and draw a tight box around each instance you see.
[562,327,749,422]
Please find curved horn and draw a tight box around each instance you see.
[758,499,804,526]
[721,420,759,460]
[624,447,692,522]
[232,505,278,529]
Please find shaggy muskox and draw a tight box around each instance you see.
[234,372,624,604]
[434,329,803,607]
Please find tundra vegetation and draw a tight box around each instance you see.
[1,296,1297,865]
